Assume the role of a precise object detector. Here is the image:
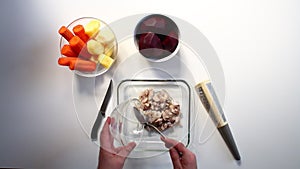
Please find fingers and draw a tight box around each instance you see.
[117,142,136,158]
[161,136,185,152]
[108,117,115,143]
[161,136,190,154]
[174,142,189,155]
[160,136,178,148]
[100,117,111,137]
[169,147,183,168]
[161,137,197,169]
[100,117,113,149]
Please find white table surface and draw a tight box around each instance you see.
[1,0,300,169]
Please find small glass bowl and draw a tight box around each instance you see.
[59,17,118,77]
[109,98,144,146]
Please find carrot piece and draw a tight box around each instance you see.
[69,36,84,53]
[61,45,78,57]
[59,26,74,42]
[69,59,97,72]
[58,57,96,72]
[69,36,91,59]
[58,57,78,66]
[73,25,90,43]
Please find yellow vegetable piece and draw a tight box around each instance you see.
[104,45,114,57]
[84,20,100,37]
[99,54,114,69]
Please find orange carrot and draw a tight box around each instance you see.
[69,36,85,54]
[73,25,89,43]
[58,57,77,66]
[58,57,96,72]
[69,36,91,59]
[59,26,74,42]
[69,59,97,72]
[61,45,78,57]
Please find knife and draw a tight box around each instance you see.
[91,80,113,141]
[195,80,241,160]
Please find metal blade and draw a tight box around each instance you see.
[91,80,113,141]
[133,107,147,124]
[133,106,166,138]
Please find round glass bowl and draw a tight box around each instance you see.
[109,98,143,146]
[134,14,180,62]
[59,17,117,77]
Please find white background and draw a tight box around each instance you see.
[0,0,299,168]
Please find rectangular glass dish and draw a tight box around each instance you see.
[117,79,191,151]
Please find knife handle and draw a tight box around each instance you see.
[91,113,105,141]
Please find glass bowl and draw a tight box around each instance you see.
[59,17,118,77]
[112,79,191,153]
[109,98,144,146]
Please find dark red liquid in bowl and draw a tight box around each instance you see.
[134,14,179,60]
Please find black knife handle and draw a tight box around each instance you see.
[91,113,104,141]
[218,124,241,161]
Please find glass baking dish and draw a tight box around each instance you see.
[116,79,191,152]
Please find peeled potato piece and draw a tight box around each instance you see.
[95,27,115,46]
[87,39,104,55]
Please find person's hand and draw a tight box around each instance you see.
[161,136,197,169]
[98,117,136,169]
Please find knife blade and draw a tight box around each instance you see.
[91,80,113,141]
